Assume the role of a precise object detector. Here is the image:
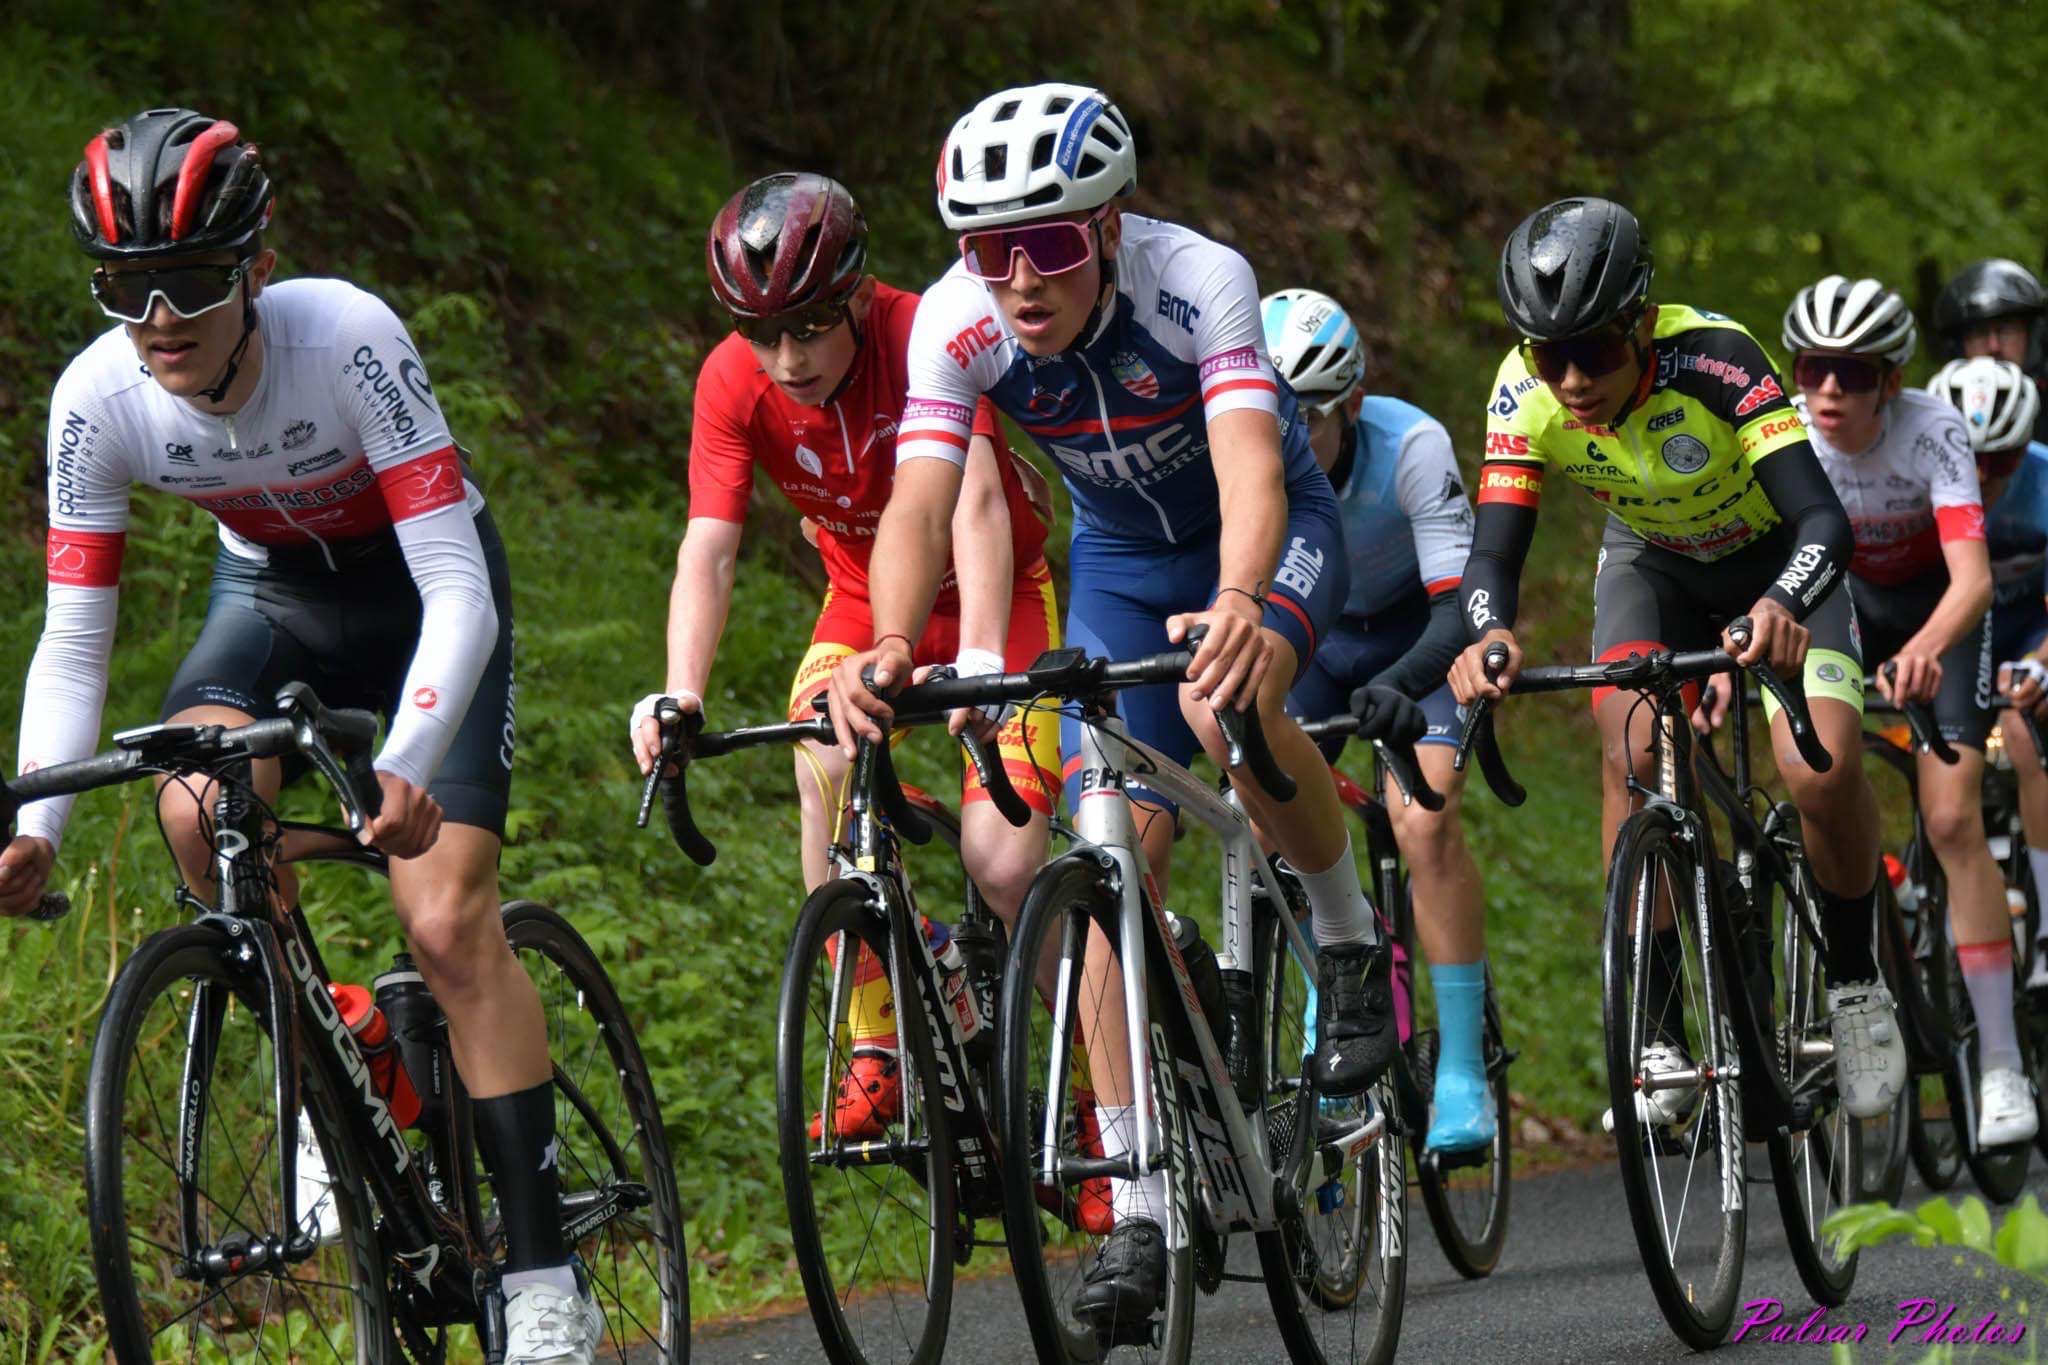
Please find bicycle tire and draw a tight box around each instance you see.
[778,878,956,1365]
[1252,905,1406,1365]
[87,920,392,1364]
[499,901,690,1362]
[1412,967,1512,1280]
[997,854,1198,1364]
[1602,807,1745,1349]
[1764,872,1859,1305]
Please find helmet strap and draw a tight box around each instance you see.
[197,272,258,407]
[1068,229,1120,353]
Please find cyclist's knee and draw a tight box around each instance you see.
[962,832,1040,921]
[792,740,849,818]
[1391,800,1462,874]
[153,775,217,878]
[395,880,506,998]
[1921,789,1987,855]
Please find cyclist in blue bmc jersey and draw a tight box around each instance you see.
[1261,287,1494,1152]
[824,83,1392,1324]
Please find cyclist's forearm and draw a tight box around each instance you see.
[1371,589,1467,699]
[1459,484,1538,639]
[1901,542,1992,660]
[16,585,119,850]
[1209,407,1287,599]
[666,518,742,699]
[872,457,964,644]
[950,435,1013,656]
[1755,443,1852,621]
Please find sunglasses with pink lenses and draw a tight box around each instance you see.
[958,208,1106,282]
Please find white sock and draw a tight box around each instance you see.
[1098,1102,1167,1226]
[502,1262,580,1300]
[1294,835,1378,947]
[2032,849,2048,944]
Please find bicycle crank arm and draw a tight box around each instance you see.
[1314,1110,1386,1180]
[558,1182,652,1244]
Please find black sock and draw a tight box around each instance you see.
[473,1081,568,1271]
[1646,926,1687,1046]
[1818,877,1879,986]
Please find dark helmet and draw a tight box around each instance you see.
[1932,258,2045,366]
[706,173,868,318]
[1498,197,1654,340]
[70,108,273,261]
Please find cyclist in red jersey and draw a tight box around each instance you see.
[630,174,1065,1142]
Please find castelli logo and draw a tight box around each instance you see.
[413,687,439,711]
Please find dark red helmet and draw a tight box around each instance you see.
[707,173,868,318]
[70,108,273,261]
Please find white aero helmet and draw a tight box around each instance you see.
[1261,289,1365,405]
[1927,357,2041,456]
[1782,274,1917,367]
[937,83,1136,231]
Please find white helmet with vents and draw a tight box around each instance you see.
[1261,289,1365,405]
[1927,357,2041,455]
[936,83,1137,231]
[1782,274,1917,366]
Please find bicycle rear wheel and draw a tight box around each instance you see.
[1602,808,1745,1349]
[996,855,1197,1364]
[87,920,391,1363]
[1765,877,1859,1305]
[1253,902,1405,1365]
[1943,929,2034,1203]
[498,901,689,1361]
[778,878,956,1365]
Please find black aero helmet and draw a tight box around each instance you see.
[1932,258,2045,365]
[1498,197,1653,340]
[71,108,273,260]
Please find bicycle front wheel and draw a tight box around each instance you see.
[1602,808,1745,1349]
[1252,902,1406,1365]
[777,878,956,1365]
[499,901,689,1362]
[87,920,391,1364]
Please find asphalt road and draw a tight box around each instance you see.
[690,1153,2044,1363]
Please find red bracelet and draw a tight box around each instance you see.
[874,632,913,654]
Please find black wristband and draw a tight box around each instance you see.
[1214,585,1268,613]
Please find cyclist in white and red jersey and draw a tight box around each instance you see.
[626,173,1071,1163]
[824,83,1390,1323]
[1,110,600,1359]
[1785,275,2034,1145]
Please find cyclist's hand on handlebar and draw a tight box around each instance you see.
[1878,651,1942,706]
[1448,629,1519,704]
[826,636,916,757]
[631,691,701,777]
[1351,685,1428,747]
[1167,594,1272,712]
[0,836,55,918]
[942,647,1008,740]
[1693,676,1733,734]
[2000,657,2048,712]
[361,772,442,859]
[1728,598,1805,672]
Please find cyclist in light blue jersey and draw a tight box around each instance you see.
[1263,287,1493,1152]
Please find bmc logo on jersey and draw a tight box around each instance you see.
[1157,291,1201,331]
[1733,375,1784,418]
[1485,432,1530,456]
[1273,537,1325,600]
[946,317,1003,368]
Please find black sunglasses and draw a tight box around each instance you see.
[732,298,849,348]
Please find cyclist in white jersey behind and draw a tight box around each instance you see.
[0,109,601,1359]
[1260,287,1495,1152]
[1931,357,2048,990]
[825,83,1391,1324]
[1779,275,2034,1145]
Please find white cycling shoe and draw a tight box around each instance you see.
[294,1112,342,1246]
[1602,1041,1699,1133]
[1828,980,1907,1119]
[1978,1067,2040,1148]
[504,1264,605,1365]
[2026,949,2048,993]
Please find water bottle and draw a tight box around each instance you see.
[1218,956,1257,1106]
[1166,911,1224,1028]
[947,915,1003,1058]
[373,956,448,1132]
[329,981,421,1130]
[1884,853,1922,915]
[924,918,983,1046]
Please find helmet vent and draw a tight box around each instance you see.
[1077,153,1103,178]
[985,144,1008,180]
[1031,132,1055,171]
[994,99,1020,122]
[1094,125,1125,152]
[1046,95,1072,115]
[952,146,966,182]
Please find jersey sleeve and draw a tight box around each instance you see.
[898,272,1002,468]
[1181,242,1282,424]
[1665,326,1806,465]
[17,375,134,848]
[686,341,759,523]
[333,290,497,790]
[1390,417,1474,594]
[1476,348,1547,511]
[1919,405,1987,543]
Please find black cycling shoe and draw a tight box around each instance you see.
[1312,941,1397,1097]
[1073,1218,1166,1324]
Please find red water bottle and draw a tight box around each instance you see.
[331,983,422,1129]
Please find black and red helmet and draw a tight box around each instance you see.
[706,173,867,318]
[70,108,273,261]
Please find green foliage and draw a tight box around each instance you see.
[1830,1192,2048,1279]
